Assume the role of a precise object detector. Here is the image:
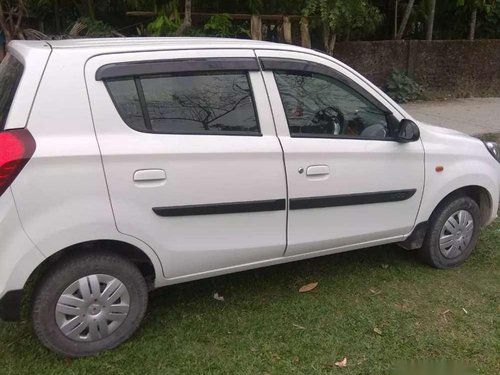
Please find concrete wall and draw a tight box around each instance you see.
[333,39,500,97]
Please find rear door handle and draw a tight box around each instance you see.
[306,165,330,176]
[133,169,166,182]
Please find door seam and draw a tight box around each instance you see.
[255,49,289,256]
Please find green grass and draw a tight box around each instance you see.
[1,220,499,375]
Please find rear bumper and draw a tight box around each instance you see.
[0,290,23,321]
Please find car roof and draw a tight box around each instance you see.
[10,37,311,54]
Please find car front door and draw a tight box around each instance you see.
[256,49,425,256]
[86,49,287,279]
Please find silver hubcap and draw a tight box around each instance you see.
[55,274,130,342]
[439,210,474,259]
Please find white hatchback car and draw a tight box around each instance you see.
[0,38,499,357]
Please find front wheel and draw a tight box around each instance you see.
[32,251,148,357]
[419,196,481,269]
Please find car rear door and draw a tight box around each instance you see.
[85,49,287,279]
[256,49,425,256]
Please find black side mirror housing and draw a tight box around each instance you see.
[396,119,420,143]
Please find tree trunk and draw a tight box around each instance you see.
[300,17,311,48]
[396,0,415,40]
[87,0,95,19]
[282,16,292,44]
[323,24,336,55]
[425,0,436,41]
[0,1,10,43]
[0,0,26,43]
[469,8,477,40]
[54,0,61,33]
[393,0,399,39]
[250,15,262,40]
[175,0,192,36]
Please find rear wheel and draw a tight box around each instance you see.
[420,196,481,269]
[32,251,148,357]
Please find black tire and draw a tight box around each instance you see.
[419,196,481,269]
[32,251,148,357]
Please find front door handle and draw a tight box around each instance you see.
[306,165,330,176]
[133,169,166,182]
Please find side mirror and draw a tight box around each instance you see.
[396,119,420,143]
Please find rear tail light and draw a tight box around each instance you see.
[0,129,36,197]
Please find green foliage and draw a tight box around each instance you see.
[24,0,52,19]
[203,14,233,37]
[146,6,180,36]
[385,69,424,103]
[202,13,250,38]
[248,0,263,14]
[303,0,383,40]
[482,3,500,37]
[457,0,496,12]
[73,16,115,37]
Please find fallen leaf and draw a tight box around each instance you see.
[299,282,318,293]
[440,309,451,322]
[292,323,306,330]
[271,353,281,362]
[381,264,389,269]
[369,288,382,295]
[373,327,382,335]
[213,292,225,301]
[335,357,347,368]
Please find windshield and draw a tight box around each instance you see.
[0,54,24,130]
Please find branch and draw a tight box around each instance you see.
[15,0,26,37]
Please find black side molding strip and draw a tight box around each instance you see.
[96,57,260,81]
[153,199,286,217]
[290,189,417,210]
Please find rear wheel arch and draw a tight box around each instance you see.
[22,240,157,318]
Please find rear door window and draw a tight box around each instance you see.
[0,54,24,130]
[106,71,260,136]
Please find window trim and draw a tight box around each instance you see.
[260,57,390,114]
[96,57,260,81]
[261,57,401,141]
[104,70,262,137]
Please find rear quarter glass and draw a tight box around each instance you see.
[0,54,24,130]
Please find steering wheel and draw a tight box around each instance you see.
[311,106,345,135]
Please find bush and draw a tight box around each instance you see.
[203,14,250,38]
[204,14,233,37]
[147,13,180,36]
[385,69,424,103]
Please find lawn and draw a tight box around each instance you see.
[0,219,499,375]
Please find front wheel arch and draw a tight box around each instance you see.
[400,185,492,250]
[429,185,492,227]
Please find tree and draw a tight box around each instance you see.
[395,0,415,39]
[457,0,497,40]
[304,0,382,55]
[175,0,191,35]
[426,0,436,40]
[0,0,27,43]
